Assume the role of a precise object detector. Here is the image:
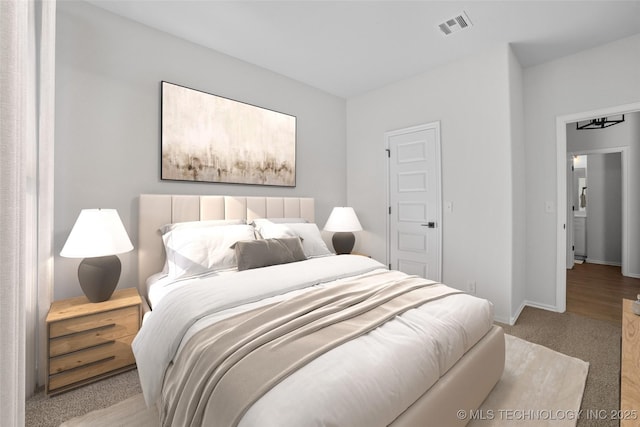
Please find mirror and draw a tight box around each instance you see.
[573,155,587,214]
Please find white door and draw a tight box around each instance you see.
[386,122,442,281]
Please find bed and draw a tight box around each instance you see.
[132,194,505,427]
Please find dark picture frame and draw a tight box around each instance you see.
[161,81,297,187]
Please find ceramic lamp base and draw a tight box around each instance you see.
[332,232,355,255]
[78,255,121,303]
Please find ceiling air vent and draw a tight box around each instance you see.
[438,11,473,36]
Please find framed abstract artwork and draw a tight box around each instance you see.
[161,81,296,187]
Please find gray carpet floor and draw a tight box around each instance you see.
[26,306,620,427]
[26,369,141,427]
[498,307,620,427]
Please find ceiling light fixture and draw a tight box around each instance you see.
[438,11,473,36]
[576,115,625,130]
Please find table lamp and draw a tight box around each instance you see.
[60,209,133,302]
[324,207,363,255]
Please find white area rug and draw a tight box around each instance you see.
[469,335,589,426]
[60,335,589,427]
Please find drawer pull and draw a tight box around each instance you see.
[52,322,116,339]
[50,339,116,361]
[49,355,116,377]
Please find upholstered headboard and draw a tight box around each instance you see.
[138,194,315,300]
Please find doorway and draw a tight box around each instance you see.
[555,103,640,313]
[385,122,442,281]
[565,150,630,322]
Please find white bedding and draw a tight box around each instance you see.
[145,268,239,309]
[132,255,494,426]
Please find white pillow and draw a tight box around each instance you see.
[157,219,246,273]
[159,218,245,235]
[255,220,332,258]
[162,224,255,279]
[253,219,297,239]
[254,218,308,224]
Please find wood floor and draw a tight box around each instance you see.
[567,262,640,324]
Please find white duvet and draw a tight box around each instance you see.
[133,255,494,426]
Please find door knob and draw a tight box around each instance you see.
[421,222,436,228]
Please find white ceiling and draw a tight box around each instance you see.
[88,0,640,98]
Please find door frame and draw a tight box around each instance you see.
[555,102,640,312]
[384,121,442,281]
[566,157,575,270]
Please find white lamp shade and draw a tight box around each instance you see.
[324,207,363,232]
[60,209,133,258]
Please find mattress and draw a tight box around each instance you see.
[133,255,495,426]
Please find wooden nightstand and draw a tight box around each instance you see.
[621,298,640,425]
[46,287,141,395]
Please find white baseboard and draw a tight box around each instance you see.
[509,301,527,325]
[497,300,552,326]
[525,300,563,313]
[586,258,622,267]
[495,301,562,326]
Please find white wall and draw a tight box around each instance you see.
[55,1,347,300]
[54,1,640,323]
[346,44,521,323]
[585,153,622,265]
[567,112,639,153]
[508,47,527,321]
[524,33,640,309]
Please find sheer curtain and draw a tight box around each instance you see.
[0,0,55,423]
[36,0,56,393]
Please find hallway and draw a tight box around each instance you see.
[567,262,640,324]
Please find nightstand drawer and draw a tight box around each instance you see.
[49,306,139,339]
[49,313,138,357]
[48,338,136,391]
[49,334,134,374]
